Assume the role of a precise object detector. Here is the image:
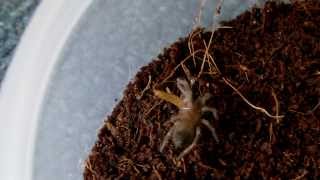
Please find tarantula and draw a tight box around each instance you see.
[159,79,219,159]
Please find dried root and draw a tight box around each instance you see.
[223,77,284,119]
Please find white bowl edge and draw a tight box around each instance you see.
[0,0,93,179]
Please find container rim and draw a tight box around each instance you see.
[0,0,92,179]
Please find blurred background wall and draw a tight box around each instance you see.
[0,0,39,83]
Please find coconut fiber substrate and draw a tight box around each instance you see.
[84,1,320,179]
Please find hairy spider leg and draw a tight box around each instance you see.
[201,106,219,121]
[201,119,219,143]
[160,126,174,152]
[177,127,201,159]
[177,78,193,103]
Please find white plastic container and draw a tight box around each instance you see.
[0,0,258,179]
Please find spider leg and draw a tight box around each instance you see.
[160,126,174,153]
[201,106,219,120]
[164,115,179,126]
[201,119,219,143]
[177,127,201,159]
[200,93,212,104]
[177,78,192,102]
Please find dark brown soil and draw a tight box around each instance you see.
[84,1,320,179]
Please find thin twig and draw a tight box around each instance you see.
[309,99,320,113]
[119,157,140,174]
[203,31,215,74]
[181,63,193,82]
[84,159,98,177]
[188,29,201,66]
[271,89,281,124]
[203,40,222,74]
[288,99,320,115]
[152,166,163,180]
[199,0,226,78]
[194,0,208,28]
[198,161,217,170]
[288,109,306,115]
[198,40,209,78]
[144,101,162,118]
[223,77,284,119]
[161,49,205,84]
[293,170,308,180]
[269,122,273,143]
[137,75,152,100]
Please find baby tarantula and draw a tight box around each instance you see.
[159,79,219,159]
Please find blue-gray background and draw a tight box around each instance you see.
[0,0,39,83]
